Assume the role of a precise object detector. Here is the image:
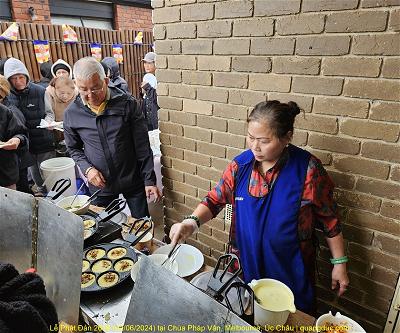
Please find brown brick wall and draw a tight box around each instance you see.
[114,4,153,31]
[154,0,400,330]
[11,0,51,24]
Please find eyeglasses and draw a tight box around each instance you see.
[78,83,105,96]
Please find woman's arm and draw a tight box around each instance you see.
[326,232,349,296]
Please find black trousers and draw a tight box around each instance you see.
[16,168,31,194]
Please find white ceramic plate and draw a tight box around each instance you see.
[153,244,204,278]
[130,254,178,282]
[316,311,366,333]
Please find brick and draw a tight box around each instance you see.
[233,18,274,37]
[309,133,360,155]
[382,57,400,78]
[344,78,400,101]
[161,145,184,159]
[232,56,272,73]
[215,0,253,18]
[182,40,212,55]
[214,72,248,88]
[157,96,182,111]
[158,109,169,122]
[326,11,388,33]
[213,103,248,120]
[161,156,172,168]
[185,174,210,191]
[389,9,400,31]
[185,195,200,209]
[322,57,381,77]
[164,208,182,223]
[159,121,183,135]
[156,69,181,83]
[198,233,225,252]
[181,3,213,21]
[197,86,228,103]
[167,55,196,70]
[165,0,195,5]
[334,156,390,180]
[166,23,196,39]
[353,33,400,55]
[391,165,400,182]
[198,21,232,38]
[370,265,398,289]
[272,56,320,75]
[197,142,226,158]
[159,132,171,145]
[308,149,331,165]
[169,84,196,100]
[184,126,211,142]
[155,55,168,69]
[184,151,211,167]
[197,165,224,183]
[229,90,266,107]
[292,76,343,96]
[155,40,181,54]
[173,180,197,197]
[214,39,250,55]
[172,158,197,175]
[151,0,164,8]
[169,135,196,151]
[292,130,308,146]
[295,114,338,134]
[361,0,400,7]
[162,167,184,182]
[277,14,324,35]
[169,110,196,126]
[296,36,350,56]
[361,142,400,163]
[197,115,227,131]
[249,74,291,92]
[373,233,400,256]
[212,228,230,243]
[227,147,245,160]
[303,0,359,12]
[342,224,374,246]
[349,243,399,271]
[254,0,300,16]
[337,189,382,213]
[268,93,314,113]
[228,120,247,136]
[157,83,169,96]
[251,37,295,55]
[183,99,212,115]
[153,24,166,40]
[313,96,369,118]
[182,71,212,86]
[212,157,231,173]
[213,132,246,149]
[356,178,400,201]
[153,7,180,23]
[186,238,211,257]
[341,119,400,142]
[163,188,185,204]
[327,170,355,189]
[198,56,231,71]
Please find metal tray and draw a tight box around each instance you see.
[81,243,137,293]
[80,212,99,241]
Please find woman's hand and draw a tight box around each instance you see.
[331,263,349,296]
[1,137,21,150]
[169,218,198,247]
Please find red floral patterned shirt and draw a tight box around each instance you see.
[201,149,341,282]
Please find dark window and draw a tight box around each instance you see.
[0,0,12,21]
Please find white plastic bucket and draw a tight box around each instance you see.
[40,157,77,196]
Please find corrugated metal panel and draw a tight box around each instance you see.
[0,0,12,21]
[49,0,113,19]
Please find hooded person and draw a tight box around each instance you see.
[37,61,53,88]
[0,58,9,76]
[4,57,55,196]
[101,57,130,93]
[51,59,73,79]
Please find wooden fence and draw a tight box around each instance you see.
[0,22,153,97]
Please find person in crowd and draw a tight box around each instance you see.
[0,75,33,193]
[141,52,159,131]
[4,58,55,196]
[51,59,73,79]
[63,57,161,218]
[101,57,130,93]
[37,60,53,88]
[169,100,349,315]
[0,100,27,190]
[0,58,9,76]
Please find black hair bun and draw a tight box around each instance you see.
[288,101,301,117]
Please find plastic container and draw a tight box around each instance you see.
[40,157,77,196]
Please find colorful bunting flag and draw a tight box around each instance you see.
[62,24,78,43]
[134,31,143,45]
[112,44,123,64]
[0,23,19,42]
[90,43,102,61]
[33,40,50,64]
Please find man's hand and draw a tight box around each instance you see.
[145,185,162,203]
[1,137,21,150]
[86,168,106,188]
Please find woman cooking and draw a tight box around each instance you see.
[170,100,349,315]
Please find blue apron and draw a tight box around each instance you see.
[234,144,314,313]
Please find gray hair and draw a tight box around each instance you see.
[73,57,105,81]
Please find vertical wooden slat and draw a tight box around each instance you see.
[24,24,40,81]
[76,27,84,59]
[47,24,57,63]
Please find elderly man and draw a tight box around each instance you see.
[63,57,160,218]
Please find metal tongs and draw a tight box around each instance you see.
[224,281,255,325]
[121,216,153,247]
[161,243,181,267]
[46,178,71,201]
[205,253,242,302]
[96,198,127,223]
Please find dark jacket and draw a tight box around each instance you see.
[63,87,156,195]
[37,61,53,88]
[142,82,159,130]
[101,57,130,94]
[7,82,54,154]
[0,104,28,186]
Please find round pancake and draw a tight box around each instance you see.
[83,229,93,240]
[83,219,96,229]
[92,259,112,273]
[107,247,127,260]
[82,260,90,272]
[114,258,134,272]
[97,272,119,288]
[81,273,96,288]
[86,248,106,261]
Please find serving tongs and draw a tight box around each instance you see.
[96,198,126,223]
[121,217,153,247]
[46,178,71,201]
[205,253,242,302]
[224,281,255,325]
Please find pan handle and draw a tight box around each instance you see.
[47,178,71,200]
[224,281,254,325]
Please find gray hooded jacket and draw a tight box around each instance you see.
[101,57,130,94]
